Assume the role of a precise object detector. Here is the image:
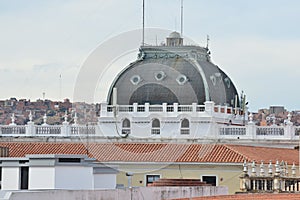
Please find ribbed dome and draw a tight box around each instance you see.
[107,34,239,107]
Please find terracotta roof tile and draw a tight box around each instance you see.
[0,142,298,165]
[226,144,299,164]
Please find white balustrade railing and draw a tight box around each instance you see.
[178,105,193,112]
[219,127,246,135]
[104,103,221,114]
[0,125,26,135]
[35,125,62,135]
[0,123,298,139]
[256,127,284,136]
[70,126,96,135]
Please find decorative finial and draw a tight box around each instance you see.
[260,161,265,176]
[42,113,47,126]
[287,112,291,121]
[292,162,296,177]
[73,112,78,125]
[251,160,256,176]
[64,111,68,123]
[249,113,253,123]
[286,112,293,125]
[243,160,248,174]
[268,160,273,175]
[275,160,280,175]
[10,113,16,125]
[29,111,33,122]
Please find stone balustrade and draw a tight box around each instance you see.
[240,160,300,193]
[0,102,297,140]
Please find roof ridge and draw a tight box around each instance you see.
[224,144,252,162]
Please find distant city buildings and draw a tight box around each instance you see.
[0,97,98,125]
[0,97,298,126]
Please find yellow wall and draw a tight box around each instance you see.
[114,163,242,194]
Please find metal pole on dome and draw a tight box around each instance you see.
[142,0,145,46]
[180,0,183,36]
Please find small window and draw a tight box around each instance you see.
[122,118,131,135]
[130,75,142,85]
[146,175,160,186]
[180,118,190,134]
[176,74,188,85]
[151,118,160,134]
[58,158,81,163]
[202,176,217,186]
[155,71,166,81]
[122,118,130,128]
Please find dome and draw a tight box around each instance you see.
[168,31,181,38]
[107,34,239,107]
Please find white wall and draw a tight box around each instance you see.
[29,167,55,190]
[93,174,116,189]
[55,166,93,189]
[3,186,228,200]
[2,167,20,190]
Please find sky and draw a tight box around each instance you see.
[0,0,299,112]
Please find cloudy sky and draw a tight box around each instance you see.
[0,0,299,111]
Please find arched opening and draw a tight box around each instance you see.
[122,118,131,135]
[180,118,190,135]
[151,118,160,135]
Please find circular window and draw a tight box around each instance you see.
[176,74,188,85]
[130,75,142,85]
[155,71,166,81]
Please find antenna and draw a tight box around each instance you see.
[206,35,210,49]
[59,74,62,100]
[180,0,183,36]
[142,0,145,46]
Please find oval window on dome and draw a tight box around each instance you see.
[155,71,166,81]
[130,75,142,85]
[176,74,188,85]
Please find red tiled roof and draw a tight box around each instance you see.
[0,142,298,165]
[172,193,300,200]
[226,145,298,164]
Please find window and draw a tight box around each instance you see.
[202,175,217,186]
[146,175,160,186]
[176,74,188,85]
[130,75,142,85]
[20,167,29,190]
[58,158,81,163]
[180,118,190,134]
[154,71,166,81]
[151,118,160,134]
[122,118,131,135]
